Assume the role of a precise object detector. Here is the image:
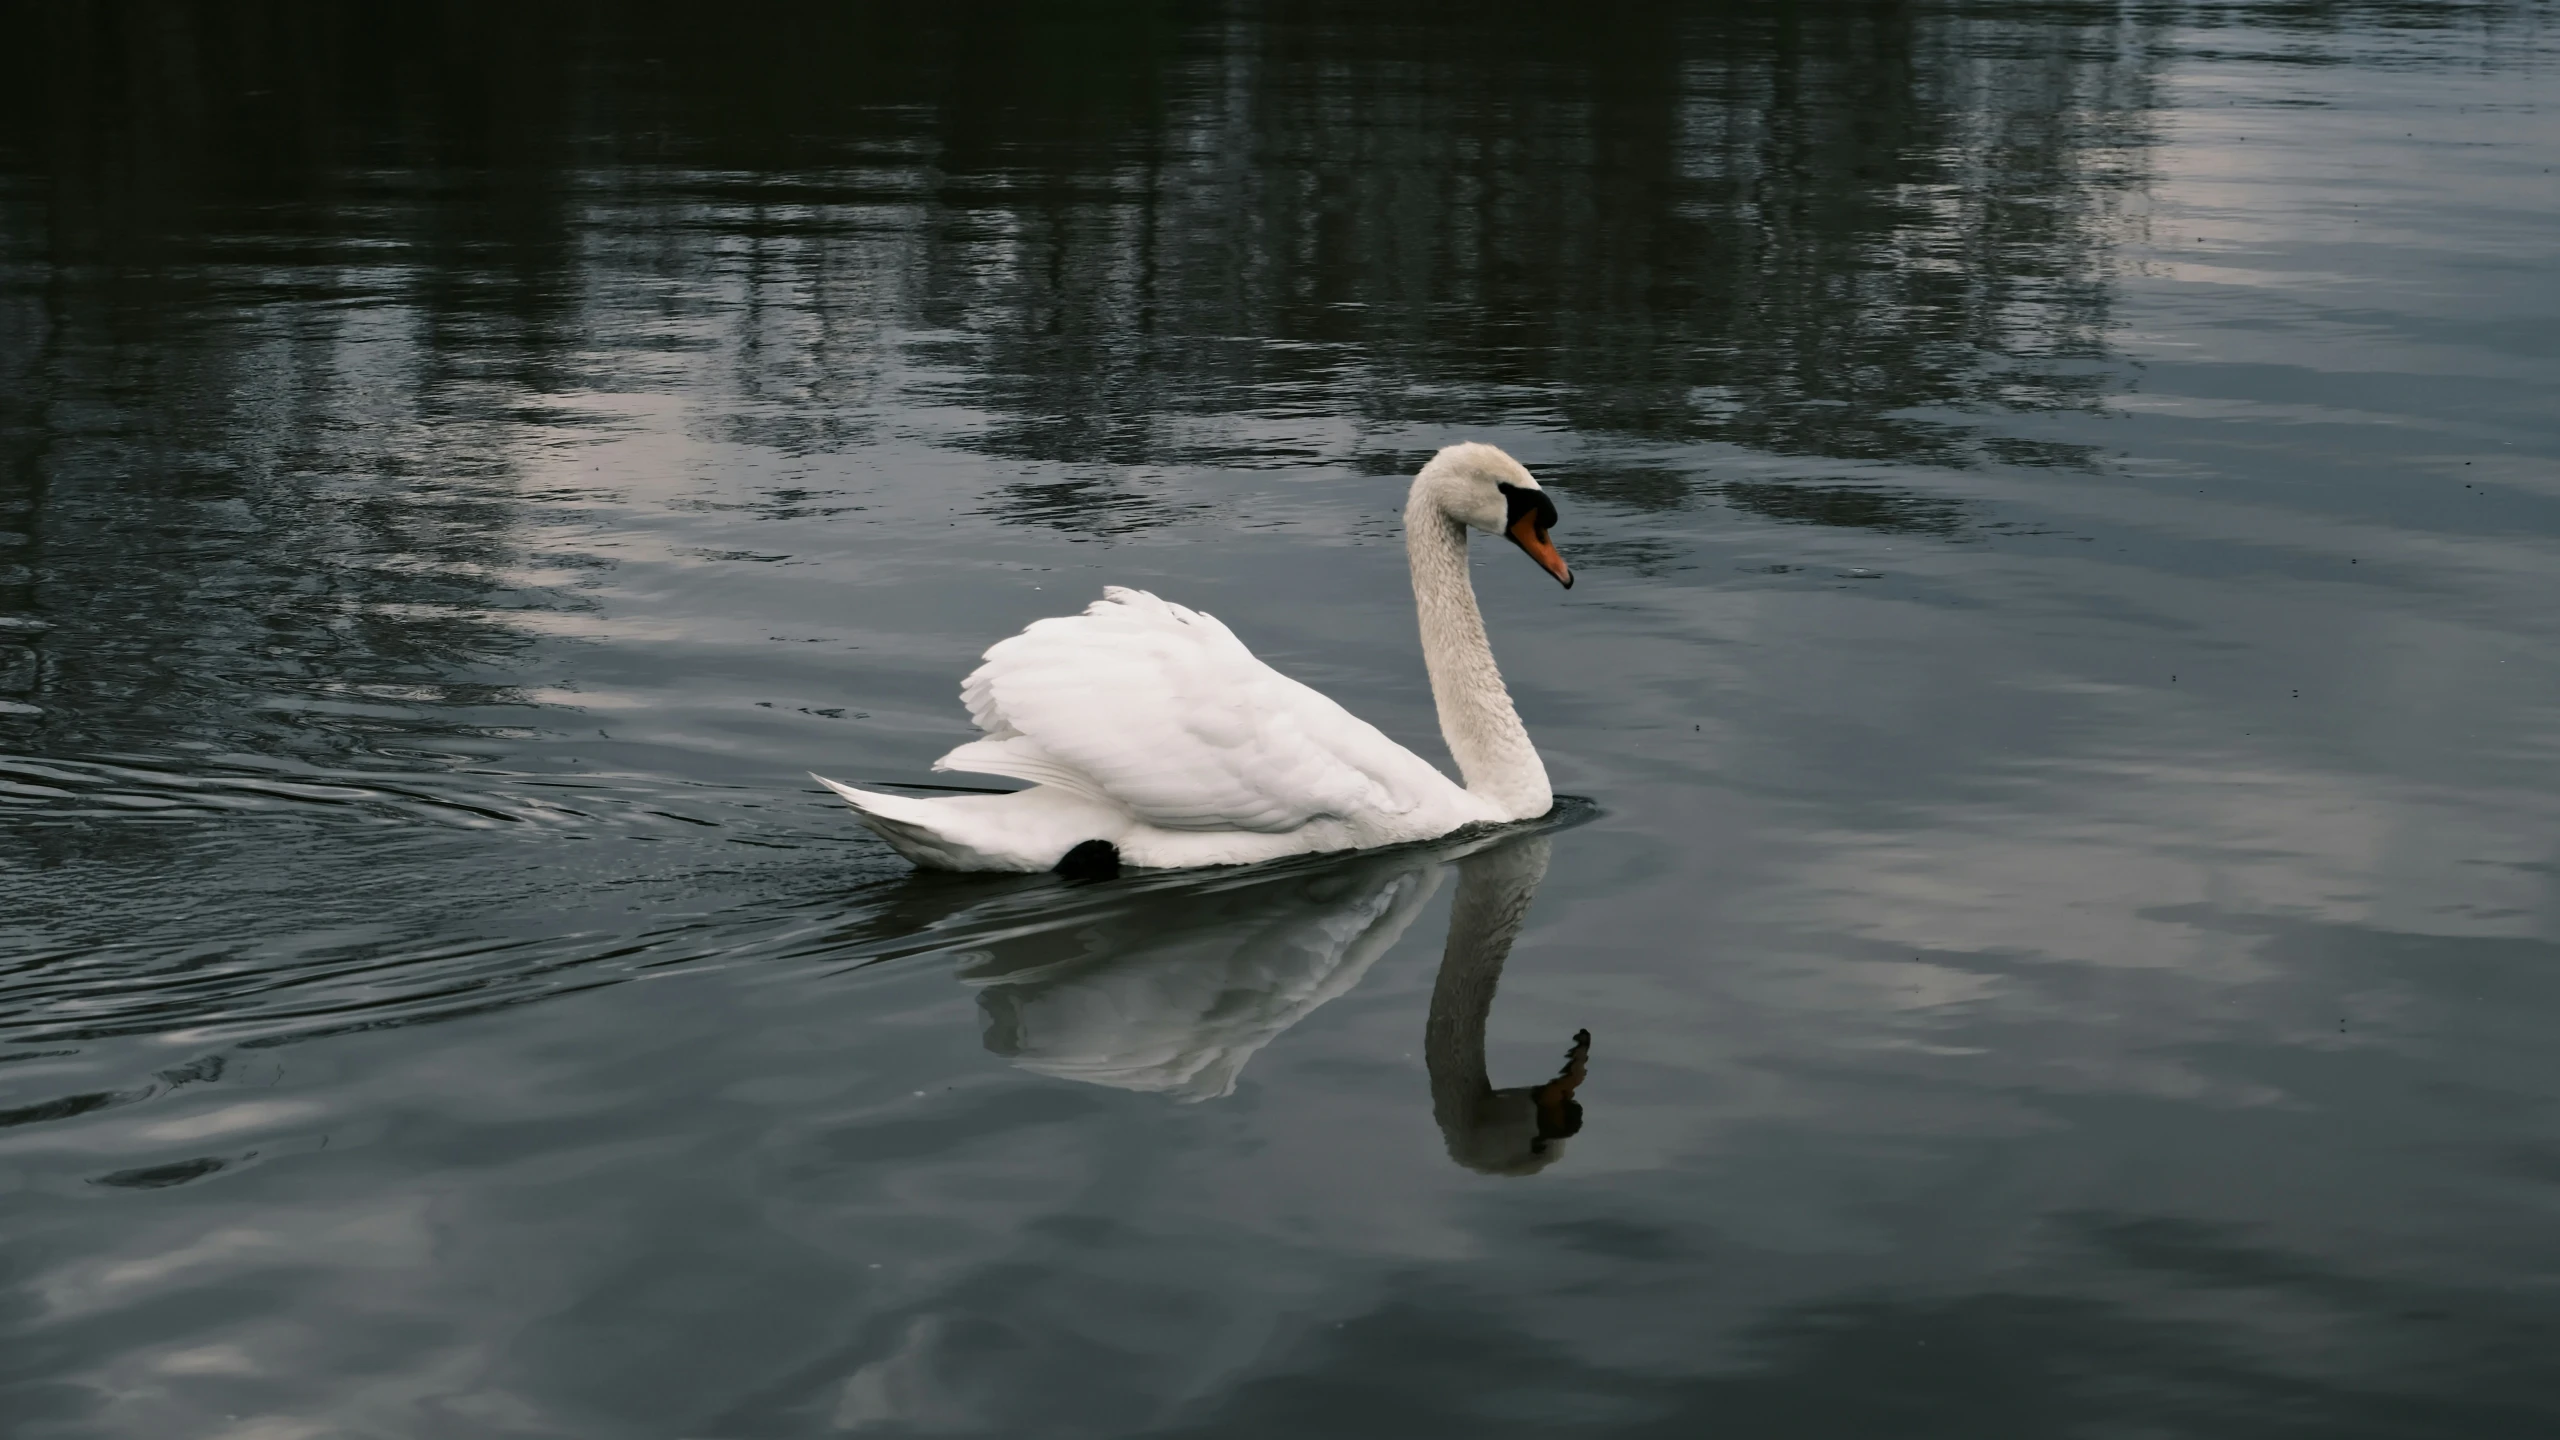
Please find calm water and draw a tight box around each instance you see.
[4,3,2558,1435]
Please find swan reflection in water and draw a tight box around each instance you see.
[950,827,1590,1175]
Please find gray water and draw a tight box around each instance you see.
[4,4,2558,1435]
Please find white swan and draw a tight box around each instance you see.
[813,442,1572,872]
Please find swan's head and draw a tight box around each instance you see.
[1415,442,1572,588]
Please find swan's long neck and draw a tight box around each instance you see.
[1406,490,1553,820]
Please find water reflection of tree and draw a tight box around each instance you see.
[0,4,591,761]
[0,0,2220,757]
[899,1,2170,477]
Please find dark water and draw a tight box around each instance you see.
[4,3,2557,1434]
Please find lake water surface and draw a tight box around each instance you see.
[4,4,2558,1435]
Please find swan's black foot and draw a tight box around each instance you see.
[1054,839,1121,882]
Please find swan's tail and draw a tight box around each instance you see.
[811,773,1126,873]
[812,775,975,869]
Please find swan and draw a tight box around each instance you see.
[813,442,1572,872]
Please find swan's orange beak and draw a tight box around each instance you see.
[1507,513,1573,588]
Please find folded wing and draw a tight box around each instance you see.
[938,587,1451,834]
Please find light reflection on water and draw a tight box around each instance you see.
[3,3,2558,1435]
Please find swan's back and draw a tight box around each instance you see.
[936,587,1466,839]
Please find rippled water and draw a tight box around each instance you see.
[4,4,2557,1435]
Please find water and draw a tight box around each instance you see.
[3,3,2557,1434]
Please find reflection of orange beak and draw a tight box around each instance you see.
[1506,514,1573,588]
[1530,1028,1592,1144]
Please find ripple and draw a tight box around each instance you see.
[90,1157,228,1190]
[0,752,767,833]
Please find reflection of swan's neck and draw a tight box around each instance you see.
[1406,490,1551,820]
[1426,837,1582,1174]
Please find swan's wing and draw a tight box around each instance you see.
[939,587,1450,834]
